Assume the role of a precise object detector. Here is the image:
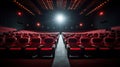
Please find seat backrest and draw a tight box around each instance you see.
[0,37,4,43]
[81,38,90,43]
[44,37,54,44]
[31,38,40,43]
[6,37,16,43]
[19,38,29,44]
[68,37,77,44]
[80,37,91,47]
[0,37,4,46]
[92,37,103,47]
[104,37,115,47]
[114,37,120,47]
[5,37,17,46]
[67,37,79,47]
[92,38,102,43]
[104,37,115,43]
[29,37,41,47]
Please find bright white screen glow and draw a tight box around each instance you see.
[55,14,65,23]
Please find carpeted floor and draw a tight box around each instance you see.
[0,59,53,67]
[69,58,120,67]
[52,35,70,67]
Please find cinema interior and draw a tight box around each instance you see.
[0,0,120,67]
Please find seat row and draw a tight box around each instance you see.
[0,32,59,58]
[62,31,120,58]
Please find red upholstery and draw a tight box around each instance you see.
[104,37,115,47]
[5,37,17,46]
[66,37,83,57]
[80,37,91,47]
[68,37,77,44]
[18,37,29,47]
[44,37,54,44]
[42,37,55,47]
[10,48,21,50]
[41,48,52,50]
[38,37,56,57]
[99,48,110,50]
[85,48,96,51]
[15,35,21,40]
[67,37,79,47]
[30,37,41,47]
[25,48,37,51]
[91,37,103,47]
[114,37,120,47]
[70,48,81,50]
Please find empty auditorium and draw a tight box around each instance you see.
[0,0,120,67]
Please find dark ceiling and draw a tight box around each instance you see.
[0,0,120,31]
[10,0,113,15]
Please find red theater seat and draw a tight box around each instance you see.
[91,37,103,47]
[0,37,4,46]
[39,37,56,58]
[104,37,115,47]
[114,37,120,48]
[23,37,41,58]
[43,37,55,48]
[5,37,17,47]
[80,37,92,48]
[66,37,82,57]
[97,37,115,57]
[113,37,120,56]
[30,37,41,47]
[67,37,79,47]
[80,37,97,57]
[18,37,29,47]
[3,36,25,58]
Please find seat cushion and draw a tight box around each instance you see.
[41,48,52,50]
[10,47,21,50]
[85,48,96,51]
[99,47,110,50]
[25,48,37,51]
[70,48,81,50]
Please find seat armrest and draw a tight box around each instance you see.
[66,44,70,48]
[78,45,84,48]
[52,44,55,48]
[38,45,44,48]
